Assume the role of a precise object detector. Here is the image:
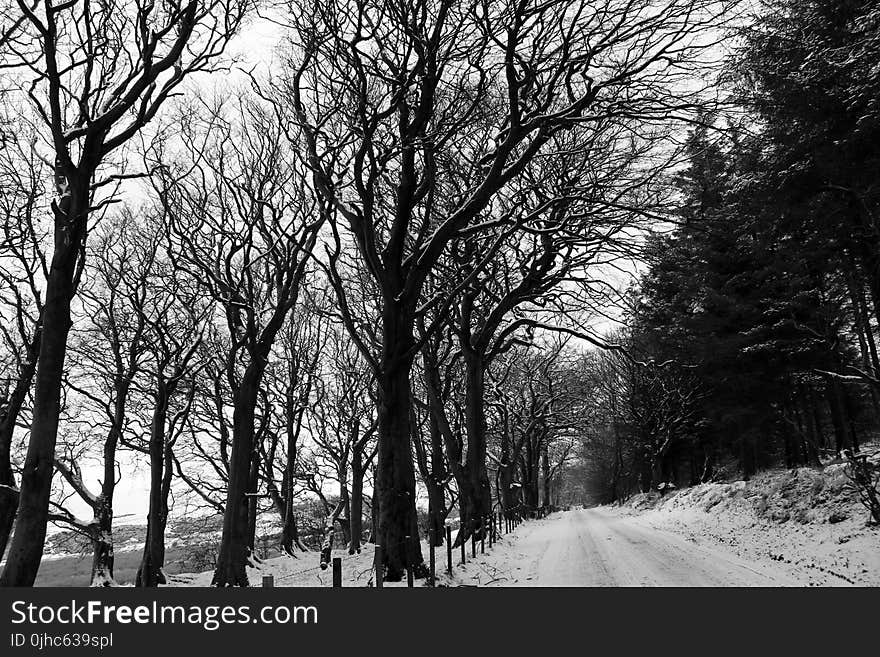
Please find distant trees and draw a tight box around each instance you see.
[487,342,583,515]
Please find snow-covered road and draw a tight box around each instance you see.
[469,508,800,586]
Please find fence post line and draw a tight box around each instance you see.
[446,526,453,575]
[480,516,486,554]
[332,557,342,588]
[489,514,494,548]
[428,527,436,587]
[262,575,274,588]
[460,530,466,565]
[374,545,384,589]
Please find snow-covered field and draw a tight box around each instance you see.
[168,544,426,588]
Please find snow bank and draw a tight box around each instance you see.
[616,454,880,586]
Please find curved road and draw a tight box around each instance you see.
[483,508,798,586]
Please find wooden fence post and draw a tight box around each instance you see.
[332,557,342,588]
[446,526,453,575]
[460,531,466,565]
[471,528,476,559]
[480,517,485,554]
[428,528,436,586]
[374,545,383,589]
[262,575,274,588]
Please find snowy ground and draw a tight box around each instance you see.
[167,453,880,587]
[168,506,808,587]
[167,543,425,588]
[615,465,880,586]
[441,508,800,586]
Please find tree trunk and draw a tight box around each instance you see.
[374,344,424,581]
[541,440,551,509]
[337,476,351,548]
[0,327,40,562]
[461,349,492,539]
[1,186,87,587]
[87,374,130,587]
[497,428,517,518]
[136,386,170,587]
[826,378,851,455]
[841,387,861,453]
[245,445,260,558]
[280,511,300,555]
[278,408,304,555]
[423,414,447,546]
[89,499,114,586]
[349,444,364,554]
[270,471,302,556]
[212,363,264,587]
[0,434,19,565]
[368,491,379,544]
[521,442,540,514]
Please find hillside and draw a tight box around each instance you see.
[613,454,880,586]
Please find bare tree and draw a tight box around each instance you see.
[307,324,378,556]
[489,342,576,516]
[0,113,47,560]
[259,305,323,556]
[1,0,249,586]
[280,0,732,579]
[155,98,322,586]
[438,124,654,538]
[51,209,162,585]
[132,220,206,587]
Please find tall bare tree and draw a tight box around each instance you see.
[0,114,47,560]
[259,305,323,556]
[1,0,249,586]
[281,0,732,579]
[155,98,322,586]
[52,210,159,585]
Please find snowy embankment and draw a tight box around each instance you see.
[616,458,880,586]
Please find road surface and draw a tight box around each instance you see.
[482,508,798,586]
